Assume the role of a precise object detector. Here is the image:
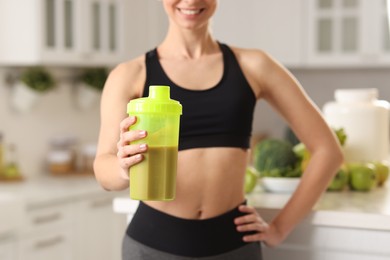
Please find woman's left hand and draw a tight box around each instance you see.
[234,204,284,247]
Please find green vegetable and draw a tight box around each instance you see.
[253,139,298,177]
[292,127,347,172]
[292,142,306,159]
[334,128,347,146]
[293,127,347,159]
[261,166,302,178]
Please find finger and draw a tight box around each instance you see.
[238,205,256,214]
[237,222,268,233]
[234,213,259,225]
[117,130,147,148]
[119,116,137,134]
[117,144,148,159]
[243,232,267,242]
[119,154,144,169]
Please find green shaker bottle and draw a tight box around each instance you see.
[127,85,182,200]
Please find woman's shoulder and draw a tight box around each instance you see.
[223,44,286,97]
[102,54,147,99]
[227,44,274,67]
[112,54,145,78]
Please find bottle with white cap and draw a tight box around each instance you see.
[323,88,390,163]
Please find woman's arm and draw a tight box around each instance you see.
[235,49,344,246]
[94,58,147,191]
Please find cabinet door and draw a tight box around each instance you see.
[75,195,127,260]
[212,0,304,67]
[0,0,126,66]
[80,0,125,66]
[19,230,73,260]
[0,240,17,260]
[42,0,83,64]
[0,0,82,65]
[306,0,390,66]
[306,0,362,65]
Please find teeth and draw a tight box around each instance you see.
[180,9,201,15]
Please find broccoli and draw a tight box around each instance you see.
[253,138,298,177]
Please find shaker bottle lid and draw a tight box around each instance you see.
[127,85,182,115]
[335,88,378,103]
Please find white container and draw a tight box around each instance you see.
[323,88,390,163]
[11,82,40,113]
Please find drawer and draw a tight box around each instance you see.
[19,229,73,260]
[23,203,73,235]
[0,239,17,260]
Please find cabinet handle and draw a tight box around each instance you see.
[33,213,61,225]
[90,198,112,208]
[34,236,64,250]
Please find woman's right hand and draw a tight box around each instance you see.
[117,116,148,180]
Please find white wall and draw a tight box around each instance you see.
[0,68,101,178]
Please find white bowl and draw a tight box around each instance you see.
[260,177,301,193]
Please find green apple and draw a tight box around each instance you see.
[327,165,349,191]
[245,167,259,194]
[348,162,376,191]
[372,161,389,186]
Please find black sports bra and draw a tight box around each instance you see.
[143,43,256,151]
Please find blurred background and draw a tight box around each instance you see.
[1,0,390,259]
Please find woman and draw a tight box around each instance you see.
[94,0,343,259]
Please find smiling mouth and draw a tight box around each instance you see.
[178,8,204,15]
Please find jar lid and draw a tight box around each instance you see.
[335,88,378,103]
[82,144,97,157]
[47,151,72,163]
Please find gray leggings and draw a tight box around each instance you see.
[122,235,262,260]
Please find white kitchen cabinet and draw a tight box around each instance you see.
[305,0,390,67]
[0,238,17,260]
[212,0,304,67]
[260,208,390,260]
[18,203,74,260]
[78,0,126,66]
[0,0,125,67]
[74,195,127,260]
[19,230,73,260]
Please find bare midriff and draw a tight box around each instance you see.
[145,147,248,219]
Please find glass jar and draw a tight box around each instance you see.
[81,144,97,174]
[47,136,77,174]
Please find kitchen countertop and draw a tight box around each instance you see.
[113,181,390,231]
[0,175,122,207]
[248,181,390,231]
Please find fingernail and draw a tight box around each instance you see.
[139,131,146,137]
[139,144,147,151]
[135,154,143,161]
